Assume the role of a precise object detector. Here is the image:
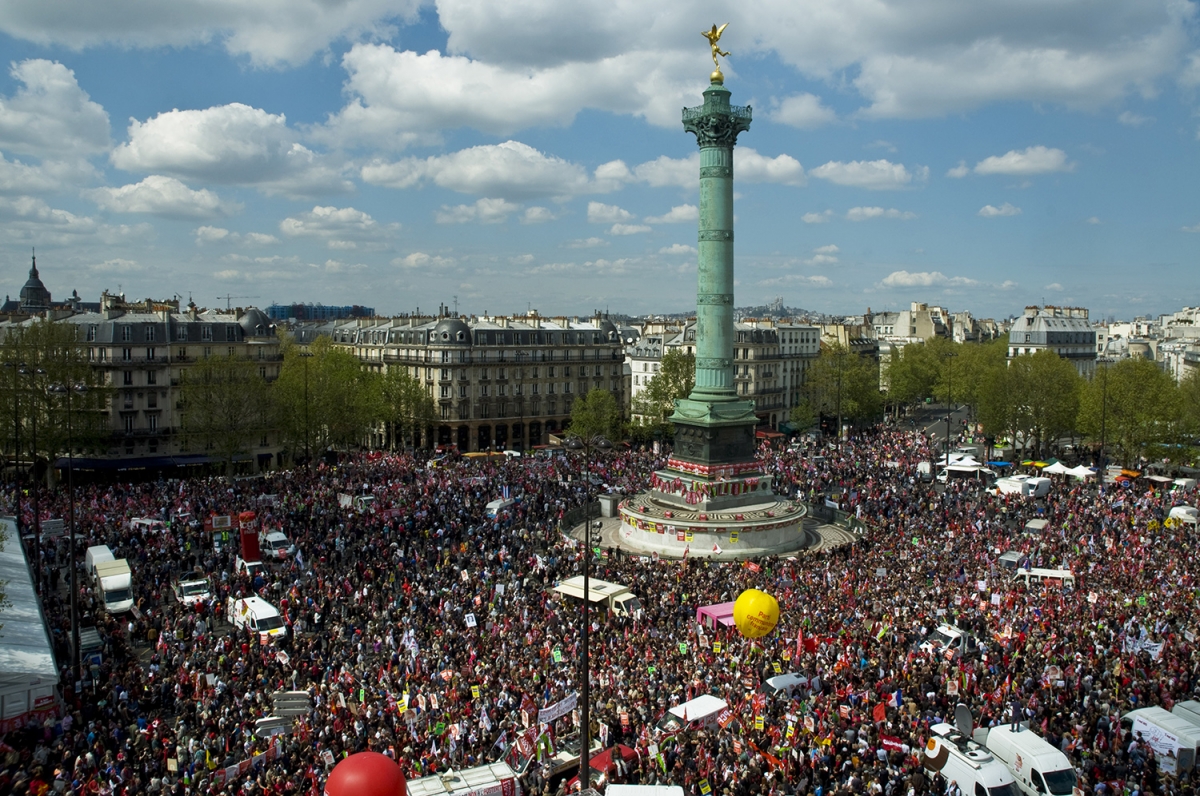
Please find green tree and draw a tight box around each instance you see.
[1078,358,1179,466]
[380,367,437,449]
[804,343,883,433]
[1005,351,1082,458]
[787,399,817,432]
[883,341,940,408]
[1180,369,1200,441]
[179,354,273,474]
[955,339,1009,419]
[569,387,623,441]
[0,319,110,479]
[631,349,695,439]
[273,336,382,458]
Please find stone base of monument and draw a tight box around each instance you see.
[616,490,810,560]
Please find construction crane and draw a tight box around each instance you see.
[216,294,259,310]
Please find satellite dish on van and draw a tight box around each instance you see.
[954,703,974,736]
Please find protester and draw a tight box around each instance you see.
[0,427,1195,796]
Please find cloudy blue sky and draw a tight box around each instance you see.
[1,0,1199,320]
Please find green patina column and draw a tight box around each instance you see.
[670,75,760,467]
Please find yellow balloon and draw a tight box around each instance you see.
[733,588,779,639]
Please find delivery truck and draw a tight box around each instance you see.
[552,576,641,617]
[93,559,134,614]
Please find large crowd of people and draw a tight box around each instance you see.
[0,424,1196,796]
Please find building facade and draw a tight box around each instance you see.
[323,311,625,451]
[1008,305,1097,376]
[0,287,284,470]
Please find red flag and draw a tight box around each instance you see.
[873,702,887,723]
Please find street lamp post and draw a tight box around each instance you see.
[1097,358,1113,469]
[566,434,611,792]
[943,351,959,471]
[6,363,22,588]
[299,351,313,466]
[49,382,86,682]
[834,350,848,451]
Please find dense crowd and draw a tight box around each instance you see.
[0,424,1195,796]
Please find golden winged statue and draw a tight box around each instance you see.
[703,23,730,68]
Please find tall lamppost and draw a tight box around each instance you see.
[1097,357,1113,469]
[5,363,23,585]
[49,381,85,682]
[833,350,848,451]
[942,350,959,471]
[298,350,313,466]
[566,434,612,791]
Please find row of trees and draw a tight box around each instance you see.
[884,338,1200,464]
[180,337,438,471]
[0,322,439,477]
[613,335,1200,465]
[0,320,110,479]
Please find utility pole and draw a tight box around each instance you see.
[943,350,959,473]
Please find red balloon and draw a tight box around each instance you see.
[324,752,407,796]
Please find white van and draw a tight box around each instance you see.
[1012,569,1075,589]
[485,498,516,518]
[763,672,821,699]
[1121,707,1198,774]
[924,723,1019,796]
[979,726,1076,796]
[226,596,288,639]
[85,545,115,574]
[1173,700,1200,731]
[655,695,728,737]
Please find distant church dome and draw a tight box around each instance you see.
[19,253,50,312]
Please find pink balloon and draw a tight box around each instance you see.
[324,752,408,796]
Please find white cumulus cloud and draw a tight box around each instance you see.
[802,210,833,224]
[846,206,917,221]
[644,204,697,224]
[588,202,633,224]
[0,0,423,67]
[362,140,618,200]
[435,197,519,224]
[978,202,1022,217]
[659,243,696,255]
[393,252,457,269]
[625,149,804,189]
[86,175,239,219]
[879,270,978,288]
[521,206,557,224]
[609,223,651,235]
[946,161,970,179]
[809,159,922,190]
[973,146,1073,176]
[280,205,394,247]
[112,103,350,198]
[769,93,836,129]
[0,59,110,157]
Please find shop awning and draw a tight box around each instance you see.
[53,454,216,471]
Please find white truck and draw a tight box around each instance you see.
[977,725,1077,796]
[1122,706,1199,774]
[923,723,1019,796]
[93,559,134,614]
[85,545,115,573]
[918,624,985,661]
[407,761,523,796]
[552,576,642,617]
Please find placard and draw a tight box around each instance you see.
[730,532,740,544]
[465,613,477,628]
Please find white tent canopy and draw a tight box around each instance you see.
[1066,465,1097,479]
[0,519,59,722]
[1042,462,1071,475]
